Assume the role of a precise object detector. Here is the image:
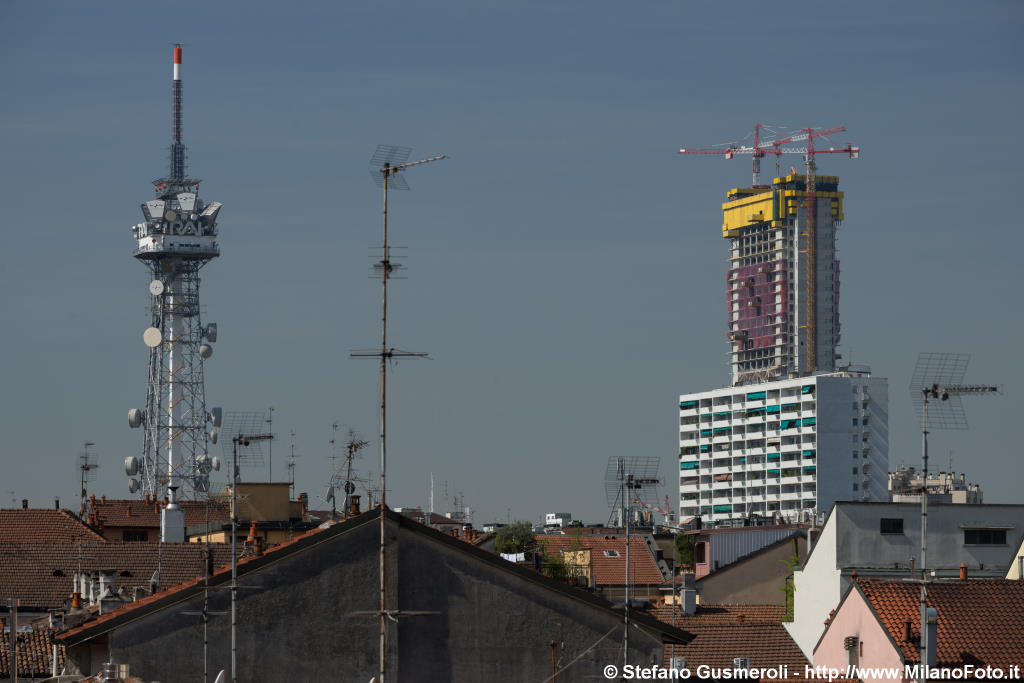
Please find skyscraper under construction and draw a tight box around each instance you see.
[723,173,844,386]
[677,130,888,525]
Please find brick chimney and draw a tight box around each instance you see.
[960,562,968,581]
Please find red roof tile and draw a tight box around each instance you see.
[537,535,666,585]
[856,578,1024,667]
[0,541,237,610]
[0,626,64,677]
[662,623,808,671]
[647,603,787,626]
[88,498,229,529]
[0,509,105,544]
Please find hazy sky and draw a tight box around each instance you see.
[1,1,1021,525]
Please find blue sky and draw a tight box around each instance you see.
[1,1,1021,524]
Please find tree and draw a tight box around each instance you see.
[675,533,695,569]
[494,521,535,555]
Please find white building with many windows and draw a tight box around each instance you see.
[678,368,888,525]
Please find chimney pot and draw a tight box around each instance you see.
[22,498,28,509]
[737,612,745,623]
[960,562,968,581]
[72,591,82,609]
[90,493,95,504]
[55,497,60,510]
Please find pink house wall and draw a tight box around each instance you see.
[813,587,908,683]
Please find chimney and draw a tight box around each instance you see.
[247,520,258,543]
[681,588,697,615]
[71,592,82,609]
[737,612,745,623]
[1017,556,1022,580]
[126,504,132,517]
[22,498,28,509]
[903,618,912,641]
[55,497,60,510]
[349,495,361,517]
[960,562,968,581]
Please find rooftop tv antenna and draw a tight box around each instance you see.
[288,430,298,499]
[351,144,446,683]
[228,430,273,683]
[603,456,661,673]
[909,352,998,681]
[125,44,223,520]
[78,441,100,518]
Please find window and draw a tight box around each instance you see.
[852,418,859,426]
[694,542,706,564]
[123,530,149,542]
[603,550,620,558]
[880,518,904,535]
[964,529,1007,545]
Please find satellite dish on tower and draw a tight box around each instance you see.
[149,279,165,296]
[143,327,162,348]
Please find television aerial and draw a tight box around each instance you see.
[604,456,661,527]
[78,441,100,518]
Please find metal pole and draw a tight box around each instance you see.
[623,472,629,673]
[919,394,929,683]
[9,598,18,683]
[379,168,390,683]
[231,437,239,683]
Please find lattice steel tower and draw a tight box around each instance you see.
[126,45,221,539]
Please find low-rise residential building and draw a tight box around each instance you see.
[814,578,1024,683]
[537,533,671,599]
[685,524,810,579]
[694,533,808,607]
[645,603,807,676]
[86,494,230,542]
[786,502,1024,659]
[887,465,983,504]
[57,508,691,681]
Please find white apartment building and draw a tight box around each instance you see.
[678,369,888,525]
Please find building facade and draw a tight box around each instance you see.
[723,174,845,386]
[679,370,888,524]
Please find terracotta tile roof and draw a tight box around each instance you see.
[88,498,229,529]
[647,603,787,626]
[0,508,105,544]
[0,626,64,677]
[662,623,808,671]
[537,535,666,585]
[0,541,237,611]
[855,578,1024,667]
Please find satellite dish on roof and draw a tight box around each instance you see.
[143,327,162,348]
[149,279,165,296]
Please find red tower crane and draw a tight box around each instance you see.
[678,124,860,374]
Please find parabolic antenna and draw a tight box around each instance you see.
[164,209,178,221]
[199,344,213,359]
[143,327,162,348]
[149,279,165,296]
[128,478,139,494]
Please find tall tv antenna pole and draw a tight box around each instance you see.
[910,352,998,681]
[78,441,99,518]
[352,145,445,683]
